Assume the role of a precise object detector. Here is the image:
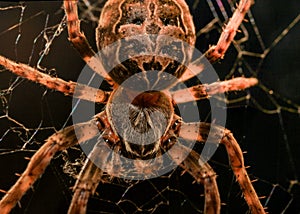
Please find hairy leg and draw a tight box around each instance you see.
[0,116,103,213]
[178,122,266,214]
[64,0,114,84]
[171,77,257,104]
[179,0,253,82]
[205,0,253,63]
[168,141,221,214]
[0,55,110,104]
[68,155,103,214]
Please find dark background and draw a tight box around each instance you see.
[0,1,299,213]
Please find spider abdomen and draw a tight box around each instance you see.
[96,0,196,87]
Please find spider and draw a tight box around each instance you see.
[0,0,266,213]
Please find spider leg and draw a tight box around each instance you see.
[178,60,205,83]
[171,77,257,104]
[68,134,132,213]
[0,55,110,104]
[68,155,103,214]
[178,0,253,83]
[178,122,266,214]
[64,0,114,85]
[205,0,253,63]
[168,141,221,214]
[0,116,103,214]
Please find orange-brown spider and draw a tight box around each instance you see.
[0,0,265,213]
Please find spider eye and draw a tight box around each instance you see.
[171,120,181,131]
[132,18,144,25]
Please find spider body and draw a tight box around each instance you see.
[0,0,266,213]
[96,0,195,160]
[97,0,195,86]
[105,90,175,159]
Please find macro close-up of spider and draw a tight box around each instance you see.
[0,0,299,214]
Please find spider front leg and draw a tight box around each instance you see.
[0,114,104,214]
[68,155,103,214]
[168,140,221,214]
[178,122,266,214]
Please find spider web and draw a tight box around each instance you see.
[0,1,299,213]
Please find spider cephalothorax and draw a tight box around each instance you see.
[97,0,196,86]
[105,90,175,159]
